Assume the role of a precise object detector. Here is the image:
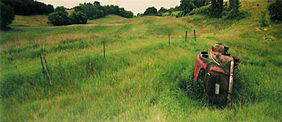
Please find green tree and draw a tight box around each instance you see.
[225,0,241,19]
[48,7,70,26]
[209,0,224,17]
[0,2,15,29]
[192,0,208,8]
[70,11,87,24]
[144,7,158,16]
[180,0,196,14]
[1,0,54,15]
[158,7,169,15]
[55,6,66,12]
[74,2,104,19]
[268,0,282,22]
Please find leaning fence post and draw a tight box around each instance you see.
[194,30,197,41]
[40,53,46,75]
[40,48,52,85]
[185,31,188,41]
[43,55,52,85]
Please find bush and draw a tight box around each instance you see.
[143,7,158,16]
[0,2,15,29]
[224,0,243,19]
[259,11,270,27]
[54,6,66,12]
[176,11,186,18]
[1,0,54,15]
[189,5,210,15]
[70,11,87,24]
[158,7,169,16]
[268,0,282,22]
[192,0,209,8]
[209,0,224,17]
[180,0,196,14]
[48,10,70,26]
[118,8,134,18]
[74,2,105,20]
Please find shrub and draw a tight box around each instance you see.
[70,11,87,24]
[189,5,210,15]
[0,2,15,29]
[48,11,70,26]
[143,7,158,16]
[180,0,196,14]
[1,0,54,15]
[225,0,243,19]
[209,0,224,17]
[259,11,270,27]
[176,11,186,18]
[192,0,209,8]
[268,0,282,22]
[118,8,134,18]
[158,7,169,16]
[74,2,105,20]
[54,6,66,12]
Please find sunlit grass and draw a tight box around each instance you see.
[0,0,281,121]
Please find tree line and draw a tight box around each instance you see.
[141,0,236,18]
[141,0,281,21]
[1,0,281,29]
[48,1,134,26]
[0,0,54,29]
[0,0,54,15]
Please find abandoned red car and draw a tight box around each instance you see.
[194,43,240,105]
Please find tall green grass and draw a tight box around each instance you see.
[0,0,281,121]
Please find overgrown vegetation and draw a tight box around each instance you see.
[0,2,15,29]
[0,0,282,121]
[74,1,133,19]
[48,7,71,26]
[268,0,282,22]
[48,1,133,26]
[143,7,158,16]
[259,11,270,27]
[0,0,54,15]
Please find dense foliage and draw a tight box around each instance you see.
[48,7,70,26]
[104,5,133,18]
[74,1,133,19]
[0,0,54,15]
[0,2,15,29]
[74,2,105,20]
[259,11,270,27]
[158,7,169,15]
[209,0,224,17]
[189,5,210,15]
[70,11,88,24]
[192,0,208,8]
[225,0,242,19]
[268,0,282,22]
[143,7,158,16]
[180,0,196,14]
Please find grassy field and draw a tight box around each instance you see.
[0,0,281,121]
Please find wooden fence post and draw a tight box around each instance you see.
[103,41,106,58]
[43,55,52,85]
[40,49,52,85]
[185,31,188,41]
[168,34,171,46]
[194,30,197,41]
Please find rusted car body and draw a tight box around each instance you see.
[194,43,240,105]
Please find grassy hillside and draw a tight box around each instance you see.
[0,0,281,121]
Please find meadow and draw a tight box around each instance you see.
[0,0,281,121]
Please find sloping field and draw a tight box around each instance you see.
[0,0,281,121]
